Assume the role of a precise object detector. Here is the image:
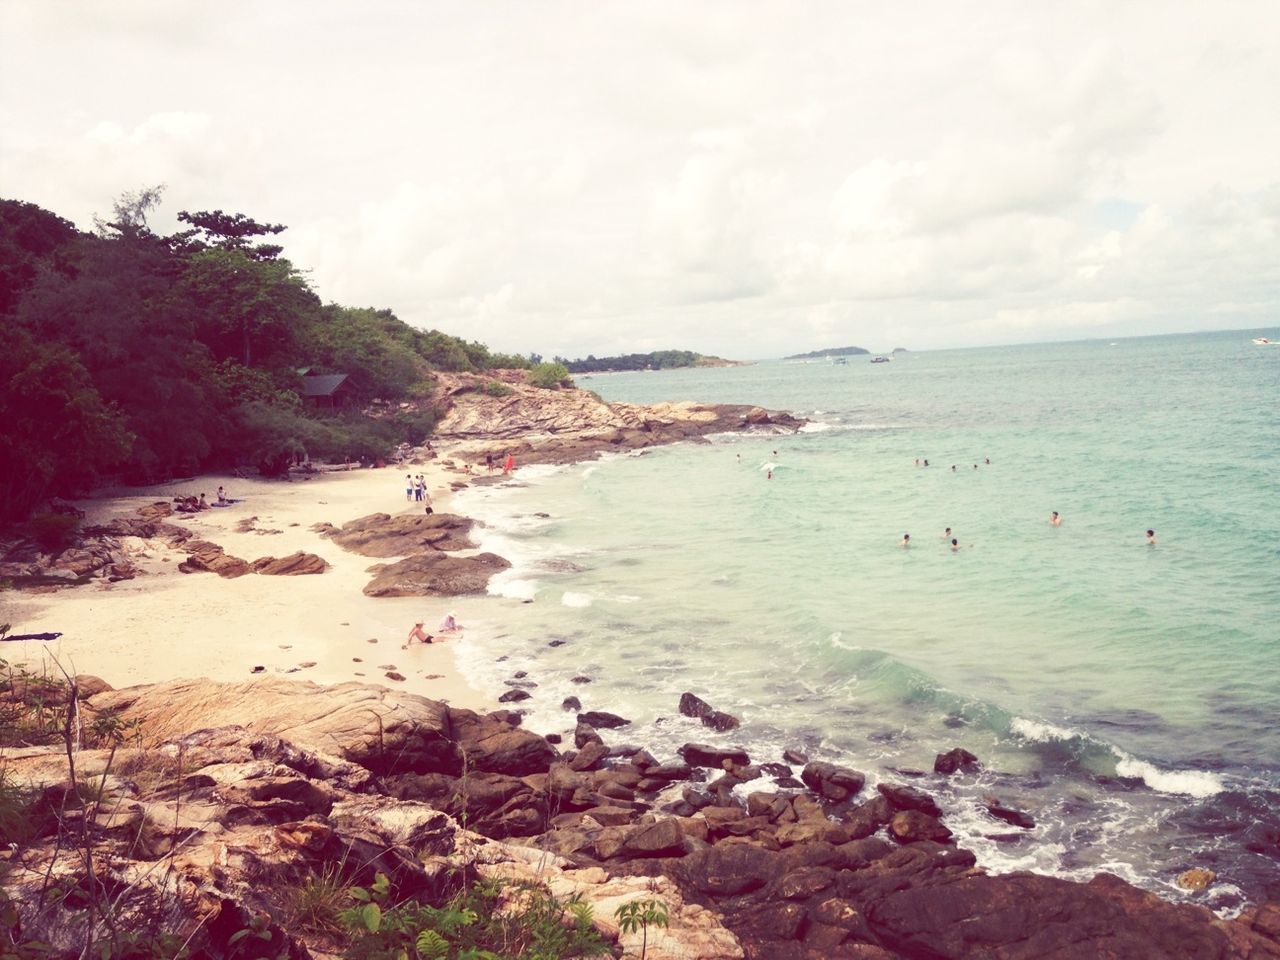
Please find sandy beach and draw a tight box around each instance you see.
[0,454,494,711]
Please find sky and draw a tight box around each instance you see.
[2,1,1278,360]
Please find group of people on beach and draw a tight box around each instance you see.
[173,486,234,513]
[404,611,462,648]
[404,474,434,513]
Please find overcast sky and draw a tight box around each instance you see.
[2,1,1277,359]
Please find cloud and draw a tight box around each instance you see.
[2,0,1278,357]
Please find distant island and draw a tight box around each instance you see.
[783,345,870,360]
[555,350,745,374]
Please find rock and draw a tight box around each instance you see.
[87,678,461,776]
[679,743,751,768]
[888,810,953,844]
[250,552,328,575]
[1178,868,1217,892]
[179,542,251,578]
[72,675,113,698]
[682,843,781,896]
[577,710,630,729]
[984,799,1035,830]
[877,782,942,817]
[323,512,476,556]
[702,710,740,732]
[679,691,715,719]
[448,708,558,776]
[801,761,866,802]
[784,748,808,765]
[561,696,582,712]
[498,689,531,703]
[362,551,511,597]
[570,675,592,684]
[624,819,686,858]
[384,671,406,682]
[934,747,981,775]
[569,741,610,772]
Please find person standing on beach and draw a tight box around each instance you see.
[503,452,515,474]
[1050,511,1062,526]
[486,453,494,473]
[1147,529,1157,545]
[405,475,413,502]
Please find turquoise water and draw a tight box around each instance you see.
[455,329,1280,910]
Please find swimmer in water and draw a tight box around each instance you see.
[1146,529,1157,545]
[950,538,961,551]
[1050,511,1062,526]
[984,458,991,465]
[923,459,929,467]
[943,527,952,539]
[767,470,773,480]
[900,533,911,547]
[951,465,957,472]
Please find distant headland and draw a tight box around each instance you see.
[784,345,871,359]
[556,349,748,374]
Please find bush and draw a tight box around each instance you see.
[529,362,572,390]
[481,380,514,398]
[23,512,81,550]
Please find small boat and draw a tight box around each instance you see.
[1253,337,1274,345]
[832,356,848,365]
[870,355,892,363]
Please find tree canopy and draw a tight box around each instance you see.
[0,189,534,523]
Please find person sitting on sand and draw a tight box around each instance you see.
[1146,529,1157,545]
[404,623,434,647]
[1050,511,1062,526]
[439,611,459,632]
[198,493,208,509]
[900,533,911,547]
[217,486,227,504]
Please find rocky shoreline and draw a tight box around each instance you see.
[3,676,1277,958]
[4,379,1278,956]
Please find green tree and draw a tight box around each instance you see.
[0,199,80,316]
[529,361,572,389]
[0,332,131,523]
[174,208,286,261]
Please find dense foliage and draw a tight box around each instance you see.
[554,350,707,373]
[0,190,527,524]
[782,345,869,359]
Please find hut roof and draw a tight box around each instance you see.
[300,373,350,397]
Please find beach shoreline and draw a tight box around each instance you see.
[1,448,494,712]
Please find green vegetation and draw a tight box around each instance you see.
[529,361,573,389]
[783,345,869,359]
[614,899,669,960]
[555,350,712,374]
[339,872,611,959]
[0,189,531,524]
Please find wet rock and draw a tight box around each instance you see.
[577,710,629,729]
[575,723,603,749]
[570,675,592,684]
[561,696,582,712]
[760,762,793,778]
[498,689,531,703]
[801,761,866,802]
[569,741,609,772]
[878,782,942,817]
[679,743,751,768]
[1177,868,1217,892]
[888,810,953,844]
[984,799,1035,830]
[934,747,981,775]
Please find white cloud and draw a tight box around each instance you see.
[1,0,1277,357]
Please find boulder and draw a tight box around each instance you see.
[179,542,251,578]
[801,761,866,802]
[682,843,782,896]
[934,747,981,776]
[363,551,511,597]
[679,743,751,768]
[87,678,459,776]
[888,810,953,845]
[1177,868,1216,892]
[562,696,582,712]
[984,799,1035,830]
[498,689,531,703]
[577,710,630,729]
[877,782,942,817]
[324,512,476,556]
[623,819,686,858]
[447,708,558,776]
[250,552,328,575]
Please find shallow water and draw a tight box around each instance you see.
[455,329,1280,911]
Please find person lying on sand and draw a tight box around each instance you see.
[404,622,435,648]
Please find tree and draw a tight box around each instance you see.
[0,199,80,316]
[174,209,286,261]
[0,333,131,523]
[529,361,572,389]
[179,248,319,367]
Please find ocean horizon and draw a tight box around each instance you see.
[452,327,1280,914]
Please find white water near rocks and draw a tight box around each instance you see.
[453,330,1280,913]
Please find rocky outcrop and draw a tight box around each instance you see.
[428,371,804,466]
[178,540,253,577]
[319,511,476,557]
[8,676,1277,960]
[250,551,328,575]
[362,551,511,596]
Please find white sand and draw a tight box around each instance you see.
[1,458,495,711]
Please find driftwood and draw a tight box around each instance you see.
[1,632,63,642]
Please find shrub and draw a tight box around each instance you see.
[481,380,514,398]
[23,512,81,551]
[529,362,572,390]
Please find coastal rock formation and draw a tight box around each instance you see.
[362,551,511,596]
[428,370,804,466]
[250,551,328,575]
[320,511,476,556]
[177,540,252,578]
[3,676,1276,959]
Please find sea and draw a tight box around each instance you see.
[453,328,1280,913]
